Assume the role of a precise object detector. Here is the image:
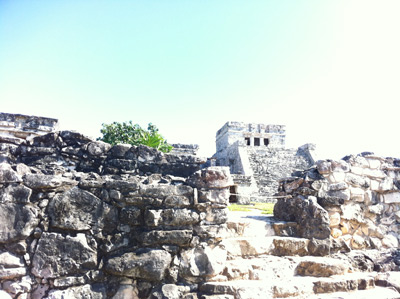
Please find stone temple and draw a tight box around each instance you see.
[213,121,317,203]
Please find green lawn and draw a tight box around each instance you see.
[228,202,275,215]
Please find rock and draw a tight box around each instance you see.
[86,141,111,156]
[179,245,227,279]
[273,237,309,256]
[24,173,76,190]
[105,249,172,281]
[112,284,139,299]
[0,184,32,203]
[48,186,117,231]
[0,252,24,267]
[187,167,233,189]
[0,163,22,183]
[0,203,39,243]
[32,232,97,279]
[296,257,349,277]
[140,230,192,246]
[46,284,106,299]
[274,196,330,240]
[145,208,199,227]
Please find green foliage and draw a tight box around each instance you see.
[98,121,173,153]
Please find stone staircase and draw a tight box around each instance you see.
[199,211,400,299]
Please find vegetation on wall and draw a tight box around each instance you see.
[98,121,173,153]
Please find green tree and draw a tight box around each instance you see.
[98,121,173,153]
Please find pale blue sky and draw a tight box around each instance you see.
[1,1,400,159]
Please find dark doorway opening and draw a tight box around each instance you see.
[229,185,237,203]
[264,138,269,146]
[245,137,250,146]
[254,138,260,146]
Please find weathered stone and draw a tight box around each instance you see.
[0,203,39,243]
[32,232,97,278]
[145,208,199,227]
[273,237,309,256]
[48,186,117,231]
[341,204,364,223]
[86,141,111,156]
[140,230,192,246]
[120,206,142,226]
[0,163,21,183]
[296,258,349,277]
[112,284,139,299]
[46,284,106,299]
[316,160,331,174]
[187,167,233,189]
[345,173,369,188]
[382,192,400,203]
[274,196,330,239]
[180,245,227,279]
[202,207,228,225]
[24,173,76,190]
[198,189,229,204]
[105,249,172,281]
[0,267,26,279]
[0,183,32,203]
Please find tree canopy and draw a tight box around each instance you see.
[98,121,173,153]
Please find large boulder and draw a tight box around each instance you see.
[105,249,172,281]
[0,203,39,243]
[274,196,330,240]
[32,232,97,279]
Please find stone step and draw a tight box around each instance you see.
[221,236,311,258]
[201,272,398,298]
[222,255,351,282]
[301,286,400,299]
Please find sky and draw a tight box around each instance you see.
[1,1,400,160]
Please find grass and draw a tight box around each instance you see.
[228,202,275,215]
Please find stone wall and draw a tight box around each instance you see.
[276,152,400,253]
[0,113,58,144]
[0,130,233,299]
[170,144,199,156]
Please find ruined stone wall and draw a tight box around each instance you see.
[0,113,58,145]
[248,146,314,201]
[276,153,400,253]
[0,131,233,299]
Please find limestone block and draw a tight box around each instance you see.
[198,189,229,204]
[164,195,192,207]
[317,161,331,175]
[363,168,386,179]
[340,221,349,235]
[31,232,97,279]
[106,249,172,281]
[46,284,106,298]
[187,167,233,189]
[370,179,381,191]
[295,257,349,277]
[331,228,342,238]
[351,166,364,176]
[331,160,350,172]
[382,234,399,248]
[120,206,142,226]
[111,284,139,299]
[145,208,199,227]
[341,204,364,223]
[369,204,384,214]
[350,187,365,202]
[86,141,111,156]
[179,245,227,279]
[273,237,309,256]
[0,203,39,243]
[329,172,346,183]
[351,235,365,249]
[329,212,341,227]
[364,190,373,204]
[0,163,22,183]
[140,230,192,246]
[328,182,348,191]
[382,192,400,204]
[24,174,76,190]
[367,158,381,169]
[0,184,32,203]
[379,178,394,192]
[202,207,228,225]
[0,252,24,268]
[370,237,382,249]
[48,186,117,231]
[0,267,26,280]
